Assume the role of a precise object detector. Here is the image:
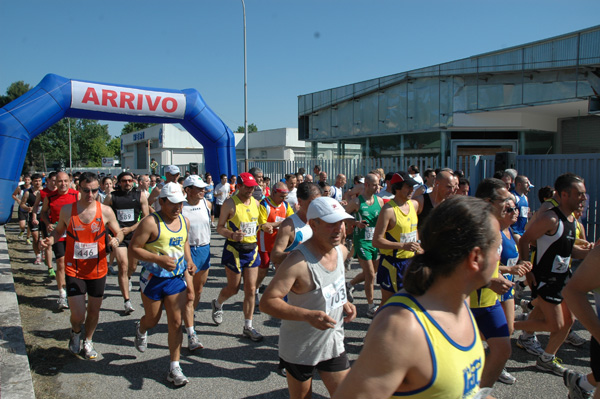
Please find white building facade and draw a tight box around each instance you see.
[120,124,205,175]
[121,125,306,175]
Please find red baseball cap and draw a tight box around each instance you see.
[239,172,258,187]
[390,171,418,187]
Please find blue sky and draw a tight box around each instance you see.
[1,1,599,137]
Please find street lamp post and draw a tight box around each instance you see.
[68,118,72,173]
[241,0,248,172]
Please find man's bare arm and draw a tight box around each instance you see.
[260,250,337,330]
[270,218,294,266]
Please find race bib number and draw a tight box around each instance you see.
[117,208,135,222]
[240,221,257,236]
[520,206,529,217]
[551,254,571,274]
[364,226,375,241]
[322,275,347,314]
[507,257,518,267]
[400,231,417,243]
[73,242,98,260]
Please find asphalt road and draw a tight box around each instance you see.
[12,226,594,398]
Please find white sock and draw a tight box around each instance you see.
[84,338,92,345]
[579,375,595,391]
[244,319,252,328]
[214,299,222,309]
[59,288,66,298]
[541,352,554,362]
[137,323,146,336]
[186,327,195,336]
[170,361,180,371]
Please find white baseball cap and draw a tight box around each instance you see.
[307,197,354,223]
[159,182,185,203]
[183,175,208,189]
[165,165,180,175]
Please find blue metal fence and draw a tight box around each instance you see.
[185,153,600,242]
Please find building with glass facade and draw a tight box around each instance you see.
[298,25,600,163]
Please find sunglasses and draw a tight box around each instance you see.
[82,188,99,194]
[506,207,518,213]
[121,179,133,183]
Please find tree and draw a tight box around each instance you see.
[108,137,121,158]
[236,123,258,133]
[121,122,155,135]
[73,119,112,167]
[25,118,74,171]
[0,81,31,107]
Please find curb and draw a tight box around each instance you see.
[0,225,36,399]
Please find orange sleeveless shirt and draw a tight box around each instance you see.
[65,202,108,279]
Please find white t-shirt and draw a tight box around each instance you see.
[287,188,298,211]
[411,174,424,185]
[182,199,211,246]
[329,185,344,202]
[377,189,394,200]
[215,183,231,205]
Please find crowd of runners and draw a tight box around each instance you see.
[10,163,600,398]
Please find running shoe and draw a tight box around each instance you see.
[536,355,566,376]
[26,238,32,245]
[68,330,81,355]
[563,369,593,399]
[211,299,223,325]
[18,231,24,239]
[346,282,355,303]
[124,300,135,315]
[566,330,587,347]
[48,268,56,278]
[107,264,117,275]
[57,296,69,310]
[516,334,544,356]
[34,256,42,265]
[167,366,189,386]
[498,368,516,384]
[134,321,148,352]
[243,326,263,342]
[188,332,204,351]
[520,299,532,314]
[81,340,98,360]
[366,305,379,319]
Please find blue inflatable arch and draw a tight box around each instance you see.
[0,73,238,224]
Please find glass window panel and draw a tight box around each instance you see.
[354,93,378,136]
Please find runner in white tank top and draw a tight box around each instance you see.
[181,175,213,351]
